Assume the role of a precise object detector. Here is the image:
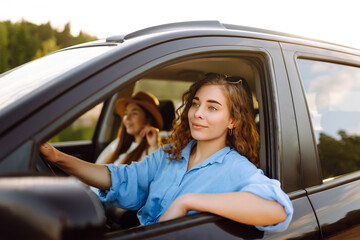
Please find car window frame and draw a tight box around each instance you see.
[281,42,360,187]
[31,41,278,173]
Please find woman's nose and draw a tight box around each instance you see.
[194,107,204,119]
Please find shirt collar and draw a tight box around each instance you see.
[181,139,232,168]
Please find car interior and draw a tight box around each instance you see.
[97,56,261,155]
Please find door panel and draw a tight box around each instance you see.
[280,42,360,239]
[307,178,360,239]
[264,192,320,239]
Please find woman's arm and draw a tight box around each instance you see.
[159,192,287,226]
[40,142,111,190]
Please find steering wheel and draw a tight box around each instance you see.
[36,154,67,176]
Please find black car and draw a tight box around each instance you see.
[0,21,359,240]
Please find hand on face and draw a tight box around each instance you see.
[139,125,160,150]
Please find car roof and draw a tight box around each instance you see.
[62,21,359,55]
[103,21,359,53]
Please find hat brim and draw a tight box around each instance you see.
[116,98,164,130]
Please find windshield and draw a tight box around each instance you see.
[0,45,114,111]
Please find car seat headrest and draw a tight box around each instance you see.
[158,100,175,131]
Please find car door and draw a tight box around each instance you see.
[282,42,360,239]
[74,36,320,239]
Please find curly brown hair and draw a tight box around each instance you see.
[163,72,260,167]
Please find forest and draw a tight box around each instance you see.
[318,130,360,179]
[0,20,97,74]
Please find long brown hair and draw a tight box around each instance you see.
[163,73,260,167]
[104,105,156,165]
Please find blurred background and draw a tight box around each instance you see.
[1,0,360,74]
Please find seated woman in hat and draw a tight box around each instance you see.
[96,91,164,165]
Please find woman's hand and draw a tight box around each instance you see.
[159,194,191,222]
[140,125,160,151]
[40,142,62,164]
[40,142,112,190]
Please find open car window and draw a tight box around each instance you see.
[49,103,104,143]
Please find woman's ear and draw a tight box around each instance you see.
[228,118,236,130]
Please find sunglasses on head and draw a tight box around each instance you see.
[225,76,243,85]
[205,73,243,85]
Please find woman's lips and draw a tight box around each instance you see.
[192,122,208,129]
[125,124,133,129]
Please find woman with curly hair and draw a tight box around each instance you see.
[40,73,293,232]
[164,72,259,166]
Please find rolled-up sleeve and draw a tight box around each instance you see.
[240,170,293,232]
[98,150,161,210]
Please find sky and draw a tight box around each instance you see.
[1,0,360,49]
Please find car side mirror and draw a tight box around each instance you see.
[0,176,106,240]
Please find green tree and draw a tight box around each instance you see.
[8,20,32,67]
[0,20,98,74]
[33,37,60,59]
[56,22,73,48]
[73,31,97,45]
[37,22,54,41]
[0,22,10,72]
[318,130,360,179]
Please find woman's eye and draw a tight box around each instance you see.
[191,102,199,107]
[209,106,217,111]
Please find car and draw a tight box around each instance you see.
[0,21,359,240]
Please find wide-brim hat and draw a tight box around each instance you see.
[116,91,164,130]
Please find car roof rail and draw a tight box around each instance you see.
[106,34,127,43]
[106,21,225,43]
[106,20,357,51]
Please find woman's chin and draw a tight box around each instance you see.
[126,129,137,136]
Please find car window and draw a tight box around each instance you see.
[49,103,103,143]
[134,79,192,110]
[134,79,193,139]
[133,57,261,145]
[0,46,113,113]
[297,59,360,181]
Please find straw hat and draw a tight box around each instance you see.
[116,91,164,130]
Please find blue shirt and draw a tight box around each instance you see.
[99,140,293,232]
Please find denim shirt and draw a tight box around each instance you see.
[99,140,293,232]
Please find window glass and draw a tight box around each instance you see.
[134,79,193,110]
[0,45,113,112]
[134,79,193,139]
[297,59,360,180]
[49,103,103,143]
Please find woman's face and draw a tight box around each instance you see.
[188,85,234,144]
[123,103,148,137]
